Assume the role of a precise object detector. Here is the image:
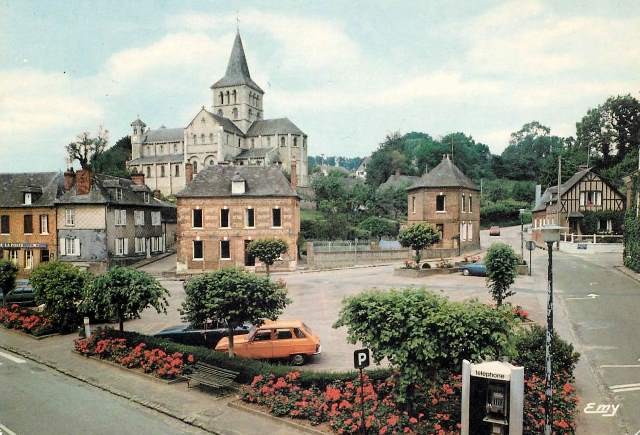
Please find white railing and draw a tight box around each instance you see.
[561,233,624,244]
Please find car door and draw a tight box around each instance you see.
[244,328,274,359]
[272,328,297,359]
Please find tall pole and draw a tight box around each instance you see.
[359,368,366,435]
[520,212,524,260]
[544,241,554,435]
[556,156,562,249]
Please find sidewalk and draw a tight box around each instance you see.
[0,330,308,435]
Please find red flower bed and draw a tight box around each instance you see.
[0,304,54,336]
[74,330,194,380]
[242,370,578,434]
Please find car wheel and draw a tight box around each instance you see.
[291,354,306,366]
[463,269,470,276]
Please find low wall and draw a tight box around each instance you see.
[559,242,624,254]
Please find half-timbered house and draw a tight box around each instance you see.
[532,166,625,243]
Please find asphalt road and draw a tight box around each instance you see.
[0,349,207,435]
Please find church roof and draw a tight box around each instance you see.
[207,111,245,135]
[246,118,306,136]
[142,127,184,143]
[408,155,478,191]
[128,153,184,165]
[235,148,274,159]
[131,118,146,127]
[0,172,63,207]
[176,166,297,198]
[211,32,263,93]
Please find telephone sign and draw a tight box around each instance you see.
[354,348,370,369]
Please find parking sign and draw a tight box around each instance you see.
[354,348,370,369]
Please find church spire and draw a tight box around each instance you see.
[211,32,263,92]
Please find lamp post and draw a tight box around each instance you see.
[519,208,526,260]
[541,224,562,435]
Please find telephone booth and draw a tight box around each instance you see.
[461,360,524,435]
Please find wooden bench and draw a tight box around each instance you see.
[184,362,239,390]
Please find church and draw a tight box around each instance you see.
[126,32,309,196]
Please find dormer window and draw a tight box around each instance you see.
[115,188,123,201]
[143,192,150,203]
[24,193,32,205]
[231,172,246,195]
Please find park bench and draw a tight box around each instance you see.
[185,362,239,390]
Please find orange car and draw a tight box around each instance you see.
[215,320,321,365]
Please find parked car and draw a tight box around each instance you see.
[215,320,321,365]
[489,226,501,236]
[5,279,36,307]
[461,263,487,277]
[153,321,251,348]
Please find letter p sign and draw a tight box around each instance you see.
[354,348,370,369]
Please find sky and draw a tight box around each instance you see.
[1,0,639,172]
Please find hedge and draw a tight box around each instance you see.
[100,329,392,387]
[624,173,640,272]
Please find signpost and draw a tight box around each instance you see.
[525,240,535,276]
[354,349,370,434]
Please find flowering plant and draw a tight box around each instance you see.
[0,304,54,336]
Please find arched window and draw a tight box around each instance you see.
[238,137,241,147]
[209,133,214,143]
[146,166,151,178]
[248,108,253,119]
[226,91,230,104]
[201,117,205,123]
[217,109,223,116]
[219,92,223,104]
[226,134,229,145]
[193,134,197,144]
[233,90,237,103]
[280,136,286,147]
[267,136,271,146]
[251,138,255,147]
[232,108,238,119]
[201,133,205,143]
[193,161,198,174]
[160,165,165,177]
[160,145,164,154]
[293,137,298,147]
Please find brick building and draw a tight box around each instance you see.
[0,172,64,277]
[175,163,300,273]
[56,169,175,274]
[406,155,480,255]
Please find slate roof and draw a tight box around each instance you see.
[206,110,245,135]
[0,172,63,207]
[128,154,184,165]
[142,127,183,143]
[235,148,274,159]
[211,32,263,93]
[56,173,175,210]
[379,174,421,190]
[246,118,305,136]
[408,157,478,191]
[176,166,297,198]
[532,168,592,212]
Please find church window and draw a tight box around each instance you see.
[238,137,241,147]
[293,137,298,147]
[160,165,165,177]
[267,136,271,146]
[201,117,205,123]
[193,134,197,144]
[146,146,151,155]
[248,109,253,119]
[193,161,198,174]
[232,108,238,119]
[219,92,223,105]
[280,137,286,147]
[217,109,223,116]
[159,145,163,154]
[233,90,237,103]
[173,144,178,153]
[146,166,151,178]
[209,133,214,142]
[175,165,180,177]
[251,138,255,147]
[201,133,205,143]
[226,134,229,145]
[226,91,230,104]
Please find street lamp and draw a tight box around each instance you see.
[519,208,526,260]
[541,224,562,435]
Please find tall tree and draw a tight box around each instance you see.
[247,238,289,276]
[92,135,132,177]
[398,223,440,263]
[66,127,110,170]
[180,268,289,357]
[484,243,519,307]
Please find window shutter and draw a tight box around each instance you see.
[124,238,129,255]
[74,238,81,256]
[59,238,65,255]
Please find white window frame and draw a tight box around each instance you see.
[220,208,230,228]
[246,207,255,228]
[9,250,18,264]
[24,192,32,205]
[143,192,150,203]
[460,222,467,242]
[24,250,33,270]
[461,194,466,212]
[115,238,128,256]
[411,196,416,214]
[220,240,231,260]
[61,237,80,257]
[40,214,49,235]
[151,211,161,226]
[65,208,75,226]
[272,207,282,228]
[135,237,145,254]
[436,194,446,213]
[468,196,472,213]
[468,222,473,241]
[193,240,204,261]
[115,188,123,201]
[115,209,127,226]
[134,210,145,226]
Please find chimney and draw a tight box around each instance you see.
[64,169,76,192]
[290,159,298,188]
[75,169,92,195]
[131,172,145,186]
[153,189,161,199]
[185,163,193,183]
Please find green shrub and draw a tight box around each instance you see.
[0,259,18,306]
[485,243,519,306]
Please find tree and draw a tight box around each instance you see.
[84,267,169,331]
[484,243,519,306]
[180,268,289,357]
[247,238,289,276]
[0,259,18,306]
[30,262,89,331]
[66,127,109,170]
[398,223,440,263]
[92,135,132,177]
[357,216,399,240]
[334,288,514,405]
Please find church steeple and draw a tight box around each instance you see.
[211,32,264,133]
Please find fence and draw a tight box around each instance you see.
[560,233,624,244]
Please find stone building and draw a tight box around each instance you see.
[0,172,63,278]
[127,31,309,196]
[56,169,175,274]
[532,166,626,244]
[175,163,300,273]
[406,155,480,255]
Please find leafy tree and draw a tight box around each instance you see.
[30,262,89,331]
[334,288,515,404]
[92,135,132,177]
[0,259,18,306]
[66,127,110,170]
[248,238,289,276]
[398,223,440,263]
[484,243,519,306]
[180,268,289,357]
[357,216,399,240]
[511,325,580,379]
[84,267,169,331]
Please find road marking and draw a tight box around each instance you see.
[566,293,599,300]
[583,402,620,417]
[611,386,640,393]
[609,382,640,393]
[601,365,640,368]
[0,423,17,435]
[0,351,25,364]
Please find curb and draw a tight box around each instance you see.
[614,265,640,283]
[228,399,328,434]
[1,326,61,341]
[0,343,220,435]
